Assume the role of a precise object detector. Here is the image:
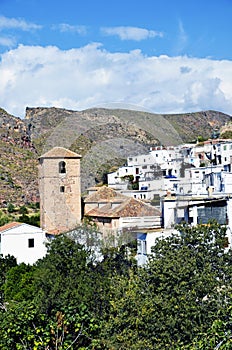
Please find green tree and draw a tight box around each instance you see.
[99,221,232,349]
[7,203,15,213]
[4,263,36,302]
[32,234,103,347]
[1,222,231,349]
[18,212,40,226]
[0,300,99,350]
[0,254,17,303]
[1,234,103,349]
[0,210,10,226]
[19,205,29,215]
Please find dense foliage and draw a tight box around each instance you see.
[0,221,232,349]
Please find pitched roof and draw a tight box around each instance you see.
[85,186,126,202]
[39,147,82,159]
[0,222,23,232]
[85,187,161,218]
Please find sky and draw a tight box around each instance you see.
[0,0,232,118]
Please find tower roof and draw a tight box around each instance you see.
[39,147,82,159]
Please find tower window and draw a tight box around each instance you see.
[60,186,65,193]
[59,161,66,174]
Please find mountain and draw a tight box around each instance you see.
[0,106,231,206]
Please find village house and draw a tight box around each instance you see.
[0,222,47,264]
[84,186,161,240]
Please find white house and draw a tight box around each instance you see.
[0,222,48,264]
[137,228,176,265]
[187,139,232,169]
[84,186,161,238]
[137,194,232,266]
[184,165,232,195]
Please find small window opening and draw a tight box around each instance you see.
[28,238,34,248]
[59,161,66,174]
[60,186,65,193]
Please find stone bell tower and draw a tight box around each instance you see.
[38,147,82,234]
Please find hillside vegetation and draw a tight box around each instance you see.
[0,106,231,206]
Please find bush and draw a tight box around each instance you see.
[7,203,15,213]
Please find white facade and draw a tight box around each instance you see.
[108,139,232,216]
[119,216,161,231]
[107,165,134,187]
[137,228,177,265]
[184,165,232,195]
[127,153,156,166]
[108,145,186,196]
[188,140,232,169]
[150,146,181,164]
[0,223,47,264]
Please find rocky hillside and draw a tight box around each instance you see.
[0,108,38,206]
[0,106,231,206]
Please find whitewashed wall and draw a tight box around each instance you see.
[0,224,47,264]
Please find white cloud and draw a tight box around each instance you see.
[0,35,16,47]
[101,26,163,41]
[55,23,87,35]
[0,44,232,118]
[0,15,42,31]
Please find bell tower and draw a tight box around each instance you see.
[38,147,82,234]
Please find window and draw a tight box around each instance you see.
[28,238,34,248]
[59,161,66,174]
[60,186,65,193]
[138,240,147,255]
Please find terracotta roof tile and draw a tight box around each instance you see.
[85,186,127,202]
[0,222,23,232]
[86,196,161,218]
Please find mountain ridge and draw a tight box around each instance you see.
[0,106,231,206]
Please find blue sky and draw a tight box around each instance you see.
[0,0,232,117]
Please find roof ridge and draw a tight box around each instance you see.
[0,221,23,232]
[39,146,82,159]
